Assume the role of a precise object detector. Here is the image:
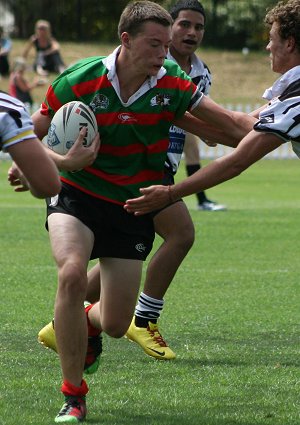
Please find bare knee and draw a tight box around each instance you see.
[58,261,87,301]
[101,318,130,339]
[169,220,195,255]
[179,222,195,252]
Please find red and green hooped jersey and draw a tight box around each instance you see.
[41,49,201,204]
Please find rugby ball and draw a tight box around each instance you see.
[46,101,97,155]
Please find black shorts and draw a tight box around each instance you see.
[46,183,154,261]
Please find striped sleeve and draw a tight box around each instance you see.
[254,96,300,143]
[0,93,36,151]
[189,89,204,111]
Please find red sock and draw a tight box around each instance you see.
[61,379,89,397]
[85,303,101,337]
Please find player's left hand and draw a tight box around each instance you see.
[62,129,100,171]
[124,185,170,215]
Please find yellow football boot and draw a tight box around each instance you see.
[38,320,57,352]
[126,318,176,360]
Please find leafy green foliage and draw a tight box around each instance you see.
[4,0,278,48]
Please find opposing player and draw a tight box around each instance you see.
[169,0,226,211]
[1,91,60,198]
[124,0,300,216]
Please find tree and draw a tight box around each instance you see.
[2,0,276,48]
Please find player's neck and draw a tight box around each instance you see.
[169,46,191,74]
[116,55,148,103]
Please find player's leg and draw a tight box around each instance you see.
[38,263,101,352]
[126,200,194,359]
[86,263,101,303]
[47,212,94,423]
[87,258,143,338]
[184,132,226,211]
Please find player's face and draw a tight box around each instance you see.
[266,22,290,74]
[129,22,171,77]
[171,10,205,57]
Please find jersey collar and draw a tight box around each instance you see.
[103,46,167,106]
[263,65,300,100]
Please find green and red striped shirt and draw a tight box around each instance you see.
[41,47,201,204]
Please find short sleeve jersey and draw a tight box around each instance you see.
[41,47,202,204]
[0,91,36,152]
[166,51,212,174]
[254,66,300,157]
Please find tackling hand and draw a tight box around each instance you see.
[124,185,172,215]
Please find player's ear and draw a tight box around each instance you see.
[121,32,131,48]
[286,35,296,52]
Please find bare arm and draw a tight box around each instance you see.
[7,138,61,198]
[22,36,35,58]
[14,74,45,93]
[175,96,256,148]
[43,38,60,56]
[124,131,284,214]
[250,103,268,118]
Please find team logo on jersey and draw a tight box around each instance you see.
[260,114,274,124]
[118,113,137,123]
[150,93,171,107]
[89,94,109,111]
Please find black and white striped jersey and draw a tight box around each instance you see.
[254,66,300,158]
[166,52,212,175]
[0,91,36,152]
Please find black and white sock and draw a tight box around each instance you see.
[134,292,164,327]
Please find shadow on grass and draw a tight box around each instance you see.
[87,407,277,425]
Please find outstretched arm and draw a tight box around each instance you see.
[175,95,257,148]
[124,131,283,215]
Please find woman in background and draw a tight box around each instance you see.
[23,20,65,76]
[0,26,12,77]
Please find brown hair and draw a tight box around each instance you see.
[118,1,173,39]
[265,0,300,51]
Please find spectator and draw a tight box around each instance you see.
[0,26,12,77]
[23,20,66,76]
[9,56,47,108]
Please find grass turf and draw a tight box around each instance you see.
[0,159,299,425]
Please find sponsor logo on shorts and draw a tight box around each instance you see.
[135,243,146,252]
[49,194,59,207]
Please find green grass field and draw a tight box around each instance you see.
[0,158,299,425]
